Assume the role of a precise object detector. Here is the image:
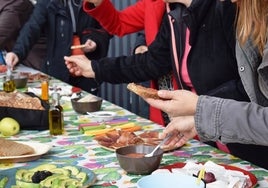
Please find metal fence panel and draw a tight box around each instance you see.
[98,0,149,119]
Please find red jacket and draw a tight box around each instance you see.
[84,0,164,45]
[83,0,177,126]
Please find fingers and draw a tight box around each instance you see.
[64,56,81,76]
[175,136,188,147]
[64,55,94,78]
[159,116,197,148]
[84,40,97,52]
[145,98,168,112]
[64,55,85,67]
[5,53,18,69]
[134,45,148,54]
[157,90,177,100]
[159,131,186,149]
[64,55,76,63]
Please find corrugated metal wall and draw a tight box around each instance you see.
[98,0,149,119]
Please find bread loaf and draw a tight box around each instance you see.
[0,91,44,110]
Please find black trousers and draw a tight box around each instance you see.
[227,143,268,170]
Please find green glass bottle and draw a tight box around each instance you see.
[3,65,15,92]
[49,91,64,135]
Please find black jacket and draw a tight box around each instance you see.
[13,0,111,93]
[92,0,248,100]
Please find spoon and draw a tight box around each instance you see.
[4,55,12,78]
[145,133,172,157]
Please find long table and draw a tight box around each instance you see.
[0,65,268,187]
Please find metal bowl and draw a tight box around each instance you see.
[71,96,102,114]
[3,75,28,89]
[13,75,28,88]
[116,145,163,175]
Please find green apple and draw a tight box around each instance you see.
[0,117,20,136]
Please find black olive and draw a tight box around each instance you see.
[31,170,53,183]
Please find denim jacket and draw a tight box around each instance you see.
[196,95,268,146]
[195,40,268,145]
[236,40,268,106]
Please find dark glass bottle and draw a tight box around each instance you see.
[3,67,15,92]
[49,91,64,135]
[3,76,15,92]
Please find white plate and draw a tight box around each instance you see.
[27,85,73,96]
[0,141,52,163]
[87,111,117,122]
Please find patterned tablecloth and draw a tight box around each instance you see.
[0,66,268,187]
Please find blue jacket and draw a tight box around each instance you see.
[13,0,111,93]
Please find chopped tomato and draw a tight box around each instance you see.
[72,86,82,93]
[0,65,7,73]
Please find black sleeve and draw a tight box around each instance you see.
[12,0,47,62]
[132,31,146,55]
[91,13,173,84]
[81,27,113,60]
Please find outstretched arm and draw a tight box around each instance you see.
[146,89,268,146]
[64,55,95,78]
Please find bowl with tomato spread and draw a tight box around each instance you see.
[115,145,163,175]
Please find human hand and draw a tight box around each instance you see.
[83,39,97,53]
[134,45,148,54]
[145,89,198,118]
[160,116,197,148]
[162,0,192,7]
[64,55,95,78]
[5,52,19,70]
[83,0,103,6]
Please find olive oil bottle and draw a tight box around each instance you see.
[3,65,15,92]
[3,77,15,92]
[49,91,64,135]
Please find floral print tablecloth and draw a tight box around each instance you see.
[0,68,268,187]
[1,99,268,187]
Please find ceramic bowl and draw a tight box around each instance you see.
[116,145,163,175]
[71,96,102,114]
[86,111,116,122]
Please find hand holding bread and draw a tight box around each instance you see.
[127,83,160,99]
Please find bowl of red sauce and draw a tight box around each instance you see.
[115,145,163,175]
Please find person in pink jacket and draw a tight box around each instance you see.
[83,0,177,126]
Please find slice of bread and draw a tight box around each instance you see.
[0,138,35,157]
[127,83,160,99]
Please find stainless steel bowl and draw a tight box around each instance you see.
[13,75,28,88]
[116,145,164,175]
[3,74,28,89]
